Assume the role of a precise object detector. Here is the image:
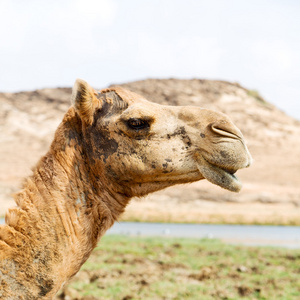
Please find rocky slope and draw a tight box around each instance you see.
[1,79,299,224]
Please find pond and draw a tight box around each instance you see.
[1,218,298,248]
[107,222,300,248]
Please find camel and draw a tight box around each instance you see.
[0,79,252,299]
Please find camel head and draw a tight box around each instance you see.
[71,79,252,197]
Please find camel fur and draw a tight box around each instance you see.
[0,79,252,299]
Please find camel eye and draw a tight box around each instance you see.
[127,118,149,130]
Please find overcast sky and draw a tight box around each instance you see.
[0,0,299,120]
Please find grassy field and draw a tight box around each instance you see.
[56,235,300,300]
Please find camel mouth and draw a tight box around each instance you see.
[196,156,242,192]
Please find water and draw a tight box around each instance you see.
[107,222,300,248]
[1,218,299,248]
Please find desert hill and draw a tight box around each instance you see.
[1,79,299,224]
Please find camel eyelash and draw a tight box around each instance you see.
[126,117,154,131]
[127,118,148,130]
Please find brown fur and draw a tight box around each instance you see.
[0,79,251,299]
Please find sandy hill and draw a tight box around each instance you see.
[1,79,299,224]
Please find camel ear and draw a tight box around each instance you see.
[71,79,101,125]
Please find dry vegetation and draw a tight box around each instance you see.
[56,235,300,300]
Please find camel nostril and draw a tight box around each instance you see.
[209,121,243,140]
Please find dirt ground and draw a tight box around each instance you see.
[1,79,300,224]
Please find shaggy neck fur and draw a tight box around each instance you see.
[0,108,129,299]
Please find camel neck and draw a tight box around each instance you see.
[22,109,129,254]
[0,109,130,299]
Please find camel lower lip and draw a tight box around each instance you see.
[196,157,242,192]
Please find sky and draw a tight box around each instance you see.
[0,0,299,120]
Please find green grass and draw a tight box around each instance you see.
[57,235,300,300]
